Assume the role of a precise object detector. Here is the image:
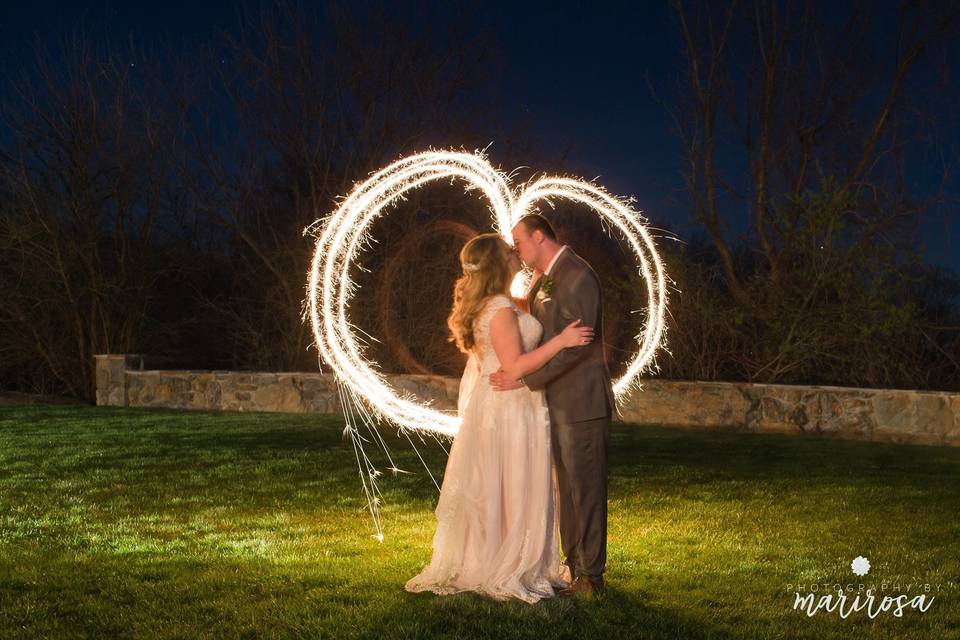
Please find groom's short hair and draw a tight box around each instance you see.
[517,213,558,242]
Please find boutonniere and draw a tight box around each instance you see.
[535,275,555,302]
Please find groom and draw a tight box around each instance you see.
[490,213,616,598]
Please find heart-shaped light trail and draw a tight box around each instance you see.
[304,150,670,539]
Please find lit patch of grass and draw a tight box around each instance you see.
[0,404,958,639]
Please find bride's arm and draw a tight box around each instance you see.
[488,308,592,381]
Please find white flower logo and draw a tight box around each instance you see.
[851,556,871,576]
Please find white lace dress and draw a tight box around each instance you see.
[405,294,565,603]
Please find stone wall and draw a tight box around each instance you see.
[94,354,459,417]
[94,354,960,447]
[618,380,960,447]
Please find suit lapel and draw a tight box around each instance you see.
[529,249,575,321]
[541,250,576,332]
[527,274,544,317]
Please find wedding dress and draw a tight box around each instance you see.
[405,294,565,603]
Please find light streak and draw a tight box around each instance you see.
[304,150,669,538]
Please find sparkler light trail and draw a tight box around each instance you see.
[304,150,670,539]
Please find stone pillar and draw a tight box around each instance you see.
[94,354,144,407]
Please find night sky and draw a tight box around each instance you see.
[2,0,957,271]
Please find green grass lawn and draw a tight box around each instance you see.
[0,404,958,639]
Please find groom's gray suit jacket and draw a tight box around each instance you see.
[523,248,616,423]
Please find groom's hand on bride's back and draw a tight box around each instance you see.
[489,368,523,391]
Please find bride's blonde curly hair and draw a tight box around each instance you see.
[448,233,513,354]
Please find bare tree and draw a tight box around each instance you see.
[0,1,531,397]
[174,1,503,372]
[663,0,960,387]
[0,34,190,398]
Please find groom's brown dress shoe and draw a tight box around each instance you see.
[558,576,604,599]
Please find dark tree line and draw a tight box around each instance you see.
[655,0,960,389]
[1,1,958,402]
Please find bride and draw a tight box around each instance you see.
[405,232,593,603]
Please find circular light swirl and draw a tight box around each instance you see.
[306,150,668,438]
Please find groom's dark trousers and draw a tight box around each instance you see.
[523,247,616,583]
[552,415,610,580]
